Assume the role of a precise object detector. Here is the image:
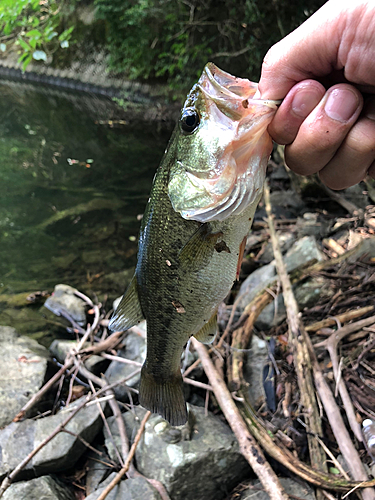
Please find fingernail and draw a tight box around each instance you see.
[324,88,359,122]
[291,89,321,118]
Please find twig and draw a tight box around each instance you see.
[191,337,289,500]
[306,306,374,333]
[13,358,73,421]
[81,331,124,355]
[264,181,375,500]
[324,334,363,442]
[96,411,151,500]
[264,180,327,474]
[100,353,142,366]
[76,363,132,472]
[320,182,364,217]
[0,387,106,497]
[228,288,276,390]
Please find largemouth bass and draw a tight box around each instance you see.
[109,63,279,425]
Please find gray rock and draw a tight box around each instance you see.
[257,232,296,264]
[239,236,324,311]
[243,336,268,408]
[270,189,305,211]
[49,339,107,375]
[238,477,315,500]
[0,396,105,480]
[296,212,329,238]
[86,447,111,495]
[0,326,49,427]
[105,326,146,399]
[343,184,369,209]
[255,276,332,330]
[2,475,75,500]
[348,236,375,263]
[104,405,250,500]
[44,284,86,326]
[85,473,161,500]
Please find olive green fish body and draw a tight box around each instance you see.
[109,64,279,425]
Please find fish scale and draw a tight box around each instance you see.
[109,63,279,425]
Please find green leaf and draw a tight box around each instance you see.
[17,37,31,51]
[329,467,340,475]
[58,26,74,41]
[21,54,32,71]
[60,40,69,48]
[26,29,41,38]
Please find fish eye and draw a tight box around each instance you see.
[180,109,200,134]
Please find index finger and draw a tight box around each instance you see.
[257,0,346,99]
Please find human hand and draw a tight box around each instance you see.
[257,0,375,189]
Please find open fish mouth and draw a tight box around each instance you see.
[168,63,280,223]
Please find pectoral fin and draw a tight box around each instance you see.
[108,275,144,331]
[179,223,224,271]
[193,312,217,344]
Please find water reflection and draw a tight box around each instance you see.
[0,82,173,337]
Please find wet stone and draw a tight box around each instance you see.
[104,405,250,500]
[49,339,108,375]
[0,326,49,427]
[2,475,75,500]
[105,324,146,400]
[239,236,325,312]
[44,284,87,326]
[85,473,161,500]
[0,396,105,480]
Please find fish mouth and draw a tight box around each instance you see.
[169,64,280,223]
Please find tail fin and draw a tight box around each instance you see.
[139,365,188,426]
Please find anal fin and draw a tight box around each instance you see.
[194,312,217,344]
[108,275,144,331]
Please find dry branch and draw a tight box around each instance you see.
[264,180,326,474]
[95,411,151,500]
[191,337,289,500]
[305,306,374,333]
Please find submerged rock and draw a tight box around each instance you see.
[0,326,49,427]
[0,396,105,480]
[104,405,250,500]
[44,284,87,326]
[2,475,75,500]
[85,473,161,500]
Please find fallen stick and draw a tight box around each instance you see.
[95,411,151,500]
[13,358,73,421]
[264,180,326,474]
[316,316,375,442]
[305,306,374,332]
[191,337,289,500]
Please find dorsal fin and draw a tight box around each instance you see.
[109,275,144,331]
[193,312,217,344]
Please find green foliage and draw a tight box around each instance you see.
[95,0,326,91]
[0,0,75,70]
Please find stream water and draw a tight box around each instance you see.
[0,81,173,342]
